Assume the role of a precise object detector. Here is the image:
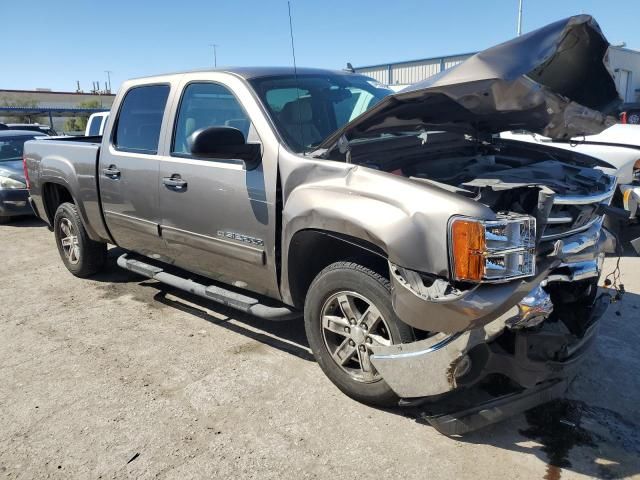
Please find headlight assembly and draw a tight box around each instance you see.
[449,213,536,282]
[0,176,27,190]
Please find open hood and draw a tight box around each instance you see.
[319,15,621,153]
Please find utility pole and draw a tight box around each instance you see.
[517,0,523,36]
[209,44,219,67]
[104,70,112,93]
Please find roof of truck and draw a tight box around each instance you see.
[130,67,362,82]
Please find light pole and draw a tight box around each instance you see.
[209,44,219,67]
[104,70,112,93]
[517,0,523,36]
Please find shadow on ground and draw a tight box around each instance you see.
[151,287,313,362]
[2,216,47,228]
[92,247,312,360]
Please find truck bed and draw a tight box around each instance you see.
[24,136,111,243]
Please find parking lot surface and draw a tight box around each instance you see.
[1,218,639,479]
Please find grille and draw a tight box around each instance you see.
[541,180,616,241]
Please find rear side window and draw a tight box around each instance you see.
[113,85,169,154]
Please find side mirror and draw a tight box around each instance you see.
[188,126,261,169]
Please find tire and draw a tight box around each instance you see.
[304,261,414,407]
[0,216,11,224]
[53,202,107,277]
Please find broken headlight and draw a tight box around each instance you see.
[449,213,536,282]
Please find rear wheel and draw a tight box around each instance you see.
[53,202,107,277]
[304,261,413,406]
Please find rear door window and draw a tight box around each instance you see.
[113,85,170,154]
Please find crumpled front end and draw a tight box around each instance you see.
[371,281,610,435]
[373,221,611,393]
[369,180,617,432]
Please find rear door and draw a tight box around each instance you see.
[99,83,171,256]
[157,75,277,296]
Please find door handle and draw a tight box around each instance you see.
[102,165,121,179]
[162,174,187,190]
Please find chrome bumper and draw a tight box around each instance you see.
[371,293,608,399]
[370,315,511,398]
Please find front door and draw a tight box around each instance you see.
[99,84,170,256]
[158,80,274,296]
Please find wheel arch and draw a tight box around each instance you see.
[41,180,108,242]
[284,229,389,309]
[42,181,75,225]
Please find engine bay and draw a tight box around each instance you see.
[342,133,615,221]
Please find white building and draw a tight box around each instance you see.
[355,46,640,103]
[609,47,640,103]
[0,89,115,131]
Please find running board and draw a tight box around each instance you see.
[116,253,300,321]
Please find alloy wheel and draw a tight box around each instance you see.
[320,291,392,383]
[59,218,80,265]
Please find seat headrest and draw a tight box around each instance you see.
[280,98,313,123]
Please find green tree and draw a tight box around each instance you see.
[64,99,102,132]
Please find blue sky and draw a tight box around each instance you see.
[2,0,638,92]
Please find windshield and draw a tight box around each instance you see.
[0,135,41,162]
[249,74,392,153]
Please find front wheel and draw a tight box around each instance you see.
[304,261,413,407]
[53,202,107,278]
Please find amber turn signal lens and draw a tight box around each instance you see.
[451,219,486,281]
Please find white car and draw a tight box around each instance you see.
[84,111,110,136]
[501,124,640,224]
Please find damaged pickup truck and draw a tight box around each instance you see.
[24,15,623,434]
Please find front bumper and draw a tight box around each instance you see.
[371,294,609,434]
[371,294,607,398]
[375,218,612,431]
[0,188,33,218]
